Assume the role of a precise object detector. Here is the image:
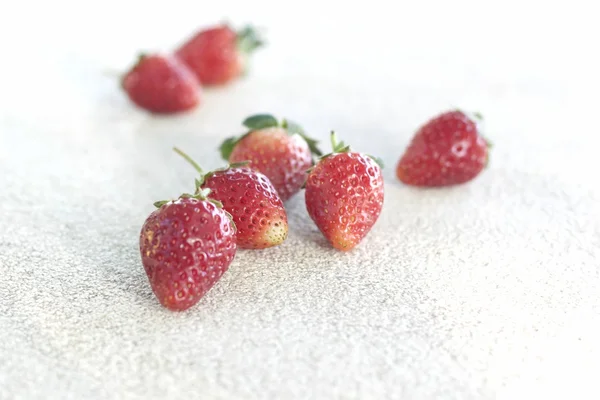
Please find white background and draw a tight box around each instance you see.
[1,1,599,399]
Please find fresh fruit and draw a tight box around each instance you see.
[139,191,236,311]
[220,114,322,202]
[174,148,288,249]
[122,54,201,114]
[396,110,490,186]
[175,24,263,86]
[305,133,384,251]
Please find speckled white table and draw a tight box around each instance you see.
[1,1,599,399]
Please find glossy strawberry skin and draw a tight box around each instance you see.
[305,153,384,251]
[122,54,201,114]
[228,128,313,202]
[139,198,236,311]
[175,26,242,86]
[202,167,288,249]
[396,110,489,187]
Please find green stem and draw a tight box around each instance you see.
[236,25,264,54]
[330,131,338,151]
[173,147,203,175]
[197,187,213,200]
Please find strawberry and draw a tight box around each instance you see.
[122,53,201,114]
[174,148,288,249]
[220,114,322,202]
[139,190,236,311]
[175,24,264,86]
[305,133,384,251]
[396,110,491,186]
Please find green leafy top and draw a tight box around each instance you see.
[236,25,264,54]
[466,110,491,146]
[219,113,323,161]
[242,114,278,130]
[457,108,492,165]
[152,187,220,209]
[317,131,385,169]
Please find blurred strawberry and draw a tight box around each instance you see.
[175,24,264,86]
[121,53,201,114]
[396,109,490,186]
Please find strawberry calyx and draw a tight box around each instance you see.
[135,52,149,65]
[243,114,279,130]
[328,131,351,154]
[318,131,385,169]
[120,52,150,90]
[152,187,223,209]
[219,113,323,160]
[236,25,264,55]
[201,161,251,183]
[459,109,493,167]
[301,131,384,188]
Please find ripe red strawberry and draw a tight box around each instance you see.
[122,54,201,114]
[220,114,322,202]
[305,133,384,251]
[396,110,490,186]
[175,24,264,86]
[174,148,288,249]
[139,191,236,311]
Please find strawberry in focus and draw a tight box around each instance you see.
[139,192,236,311]
[305,133,384,251]
[220,114,322,202]
[122,54,201,114]
[396,110,490,187]
[175,24,264,86]
[174,148,288,249]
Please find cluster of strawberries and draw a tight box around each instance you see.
[127,24,490,311]
[139,110,489,311]
[139,112,384,311]
[122,24,263,113]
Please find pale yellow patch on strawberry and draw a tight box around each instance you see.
[328,229,358,252]
[144,229,161,257]
[263,221,288,247]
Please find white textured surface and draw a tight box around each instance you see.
[1,1,600,399]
